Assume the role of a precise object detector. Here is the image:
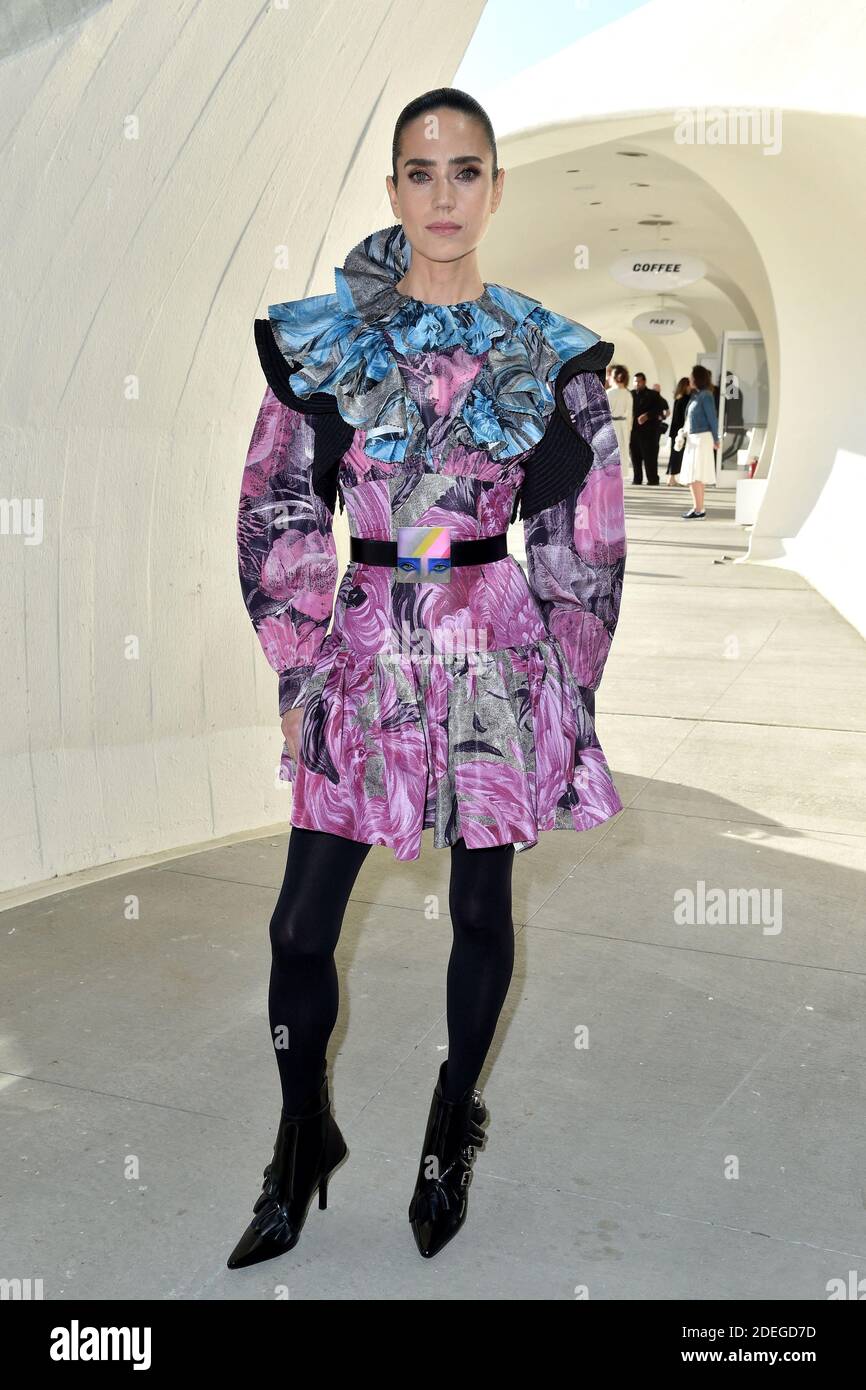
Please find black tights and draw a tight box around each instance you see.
[267,826,515,1111]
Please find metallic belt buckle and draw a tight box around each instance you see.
[395,525,451,583]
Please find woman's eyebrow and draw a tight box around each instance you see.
[402,154,484,169]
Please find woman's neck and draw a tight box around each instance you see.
[395,248,485,306]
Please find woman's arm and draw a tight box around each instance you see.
[237,386,338,716]
[523,370,627,707]
[703,388,720,444]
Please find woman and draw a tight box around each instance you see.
[231,87,627,1267]
[676,364,719,517]
[606,365,633,479]
[665,377,692,486]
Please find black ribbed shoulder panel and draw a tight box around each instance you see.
[254,318,354,515]
[513,339,615,522]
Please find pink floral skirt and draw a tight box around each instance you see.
[281,630,623,861]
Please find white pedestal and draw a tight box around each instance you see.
[735,477,768,525]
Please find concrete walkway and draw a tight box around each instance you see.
[3,484,865,1300]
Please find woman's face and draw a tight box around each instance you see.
[386,107,504,268]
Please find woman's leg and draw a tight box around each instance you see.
[267,825,371,1112]
[692,480,705,512]
[442,836,516,1102]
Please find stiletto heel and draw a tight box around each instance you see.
[318,1175,328,1210]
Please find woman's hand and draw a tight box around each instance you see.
[281,707,304,762]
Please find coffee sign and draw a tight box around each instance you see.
[610,253,706,289]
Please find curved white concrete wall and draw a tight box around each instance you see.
[0,0,484,892]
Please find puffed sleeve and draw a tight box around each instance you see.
[237,385,338,717]
[523,369,627,712]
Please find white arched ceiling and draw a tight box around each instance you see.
[473,122,767,416]
[471,0,866,637]
[475,129,760,354]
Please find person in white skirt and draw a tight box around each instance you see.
[606,364,633,479]
[675,364,719,518]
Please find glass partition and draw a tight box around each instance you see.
[717,332,768,484]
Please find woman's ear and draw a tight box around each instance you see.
[385,173,400,221]
[491,166,505,215]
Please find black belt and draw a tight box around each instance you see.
[350,532,508,568]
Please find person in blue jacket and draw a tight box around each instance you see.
[676,364,719,518]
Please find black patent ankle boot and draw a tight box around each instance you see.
[408,1060,488,1259]
[227,1066,347,1270]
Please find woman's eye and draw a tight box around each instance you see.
[407,168,479,183]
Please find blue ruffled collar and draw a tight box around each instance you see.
[266,223,601,462]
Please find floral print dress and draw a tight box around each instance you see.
[237,225,627,861]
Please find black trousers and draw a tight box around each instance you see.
[629,428,660,484]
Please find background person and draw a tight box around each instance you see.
[675,364,719,517]
[606,364,633,476]
[665,377,693,485]
[629,372,666,484]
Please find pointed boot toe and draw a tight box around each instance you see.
[226,1215,299,1270]
[408,1061,488,1259]
[227,1068,347,1270]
